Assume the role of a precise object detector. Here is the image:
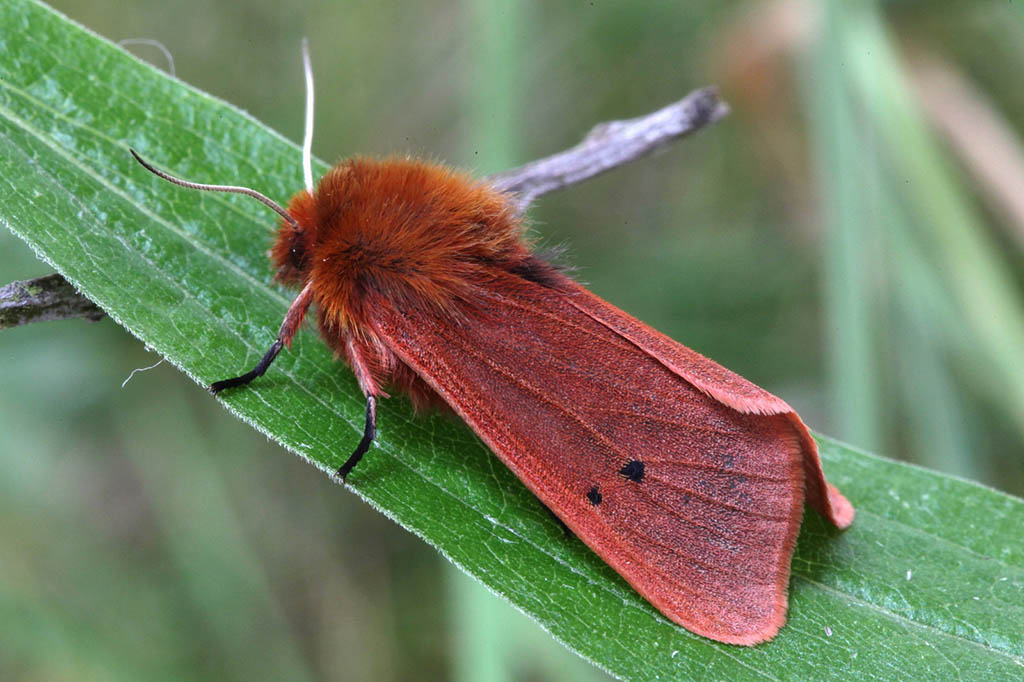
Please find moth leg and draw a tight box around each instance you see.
[209,282,314,394]
[337,336,383,482]
[337,395,376,481]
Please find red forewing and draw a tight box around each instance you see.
[372,274,852,645]
[563,281,854,533]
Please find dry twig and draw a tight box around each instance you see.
[489,87,729,215]
[0,274,106,329]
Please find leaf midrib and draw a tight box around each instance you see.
[797,577,1024,666]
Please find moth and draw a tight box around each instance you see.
[131,43,853,645]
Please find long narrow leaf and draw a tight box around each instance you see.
[1,2,1022,679]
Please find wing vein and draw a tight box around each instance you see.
[642,475,791,521]
[492,291,638,353]
[640,457,794,483]
[585,405,748,436]
[620,517,774,586]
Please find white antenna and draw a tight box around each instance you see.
[301,38,315,194]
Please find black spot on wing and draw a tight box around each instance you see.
[620,459,645,482]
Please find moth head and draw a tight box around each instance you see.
[271,189,317,286]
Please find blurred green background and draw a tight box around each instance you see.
[2,0,1023,680]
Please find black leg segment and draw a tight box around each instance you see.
[337,395,377,482]
[209,339,284,394]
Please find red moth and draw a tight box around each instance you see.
[130,43,853,645]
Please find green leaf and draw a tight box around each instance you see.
[2,1,1022,679]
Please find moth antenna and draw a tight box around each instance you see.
[301,38,315,195]
[128,148,299,229]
